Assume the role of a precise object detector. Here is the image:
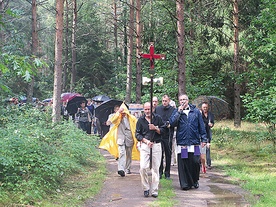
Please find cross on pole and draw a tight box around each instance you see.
[140,42,165,169]
[140,42,165,71]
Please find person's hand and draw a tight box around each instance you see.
[148,123,157,131]
[142,138,153,148]
[207,143,211,148]
[178,105,185,111]
[208,123,213,127]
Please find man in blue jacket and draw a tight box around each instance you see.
[169,94,207,190]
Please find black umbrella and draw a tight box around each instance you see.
[92,95,110,102]
[95,99,125,138]
[66,96,87,115]
[95,99,125,125]
[192,95,230,120]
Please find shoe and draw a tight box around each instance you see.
[126,169,131,174]
[118,170,125,177]
[152,193,158,198]
[165,176,171,180]
[181,186,190,190]
[194,181,199,189]
[144,190,150,197]
[207,165,212,169]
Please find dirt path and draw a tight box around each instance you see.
[84,150,251,207]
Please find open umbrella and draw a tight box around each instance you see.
[61,92,86,115]
[61,92,81,102]
[42,98,52,103]
[192,96,230,120]
[92,95,110,102]
[95,99,127,138]
[66,96,87,115]
[95,99,125,125]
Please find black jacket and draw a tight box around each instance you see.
[155,105,175,139]
[135,113,166,143]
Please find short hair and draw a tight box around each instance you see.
[178,94,189,100]
[162,94,170,100]
[152,96,158,101]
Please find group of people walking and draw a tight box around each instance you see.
[99,93,214,198]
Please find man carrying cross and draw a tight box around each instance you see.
[135,102,166,198]
[136,43,166,198]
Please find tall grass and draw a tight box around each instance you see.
[212,120,276,207]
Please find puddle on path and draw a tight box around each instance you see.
[206,176,250,207]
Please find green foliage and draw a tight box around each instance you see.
[241,0,276,144]
[0,53,47,98]
[243,87,276,125]
[0,1,49,98]
[0,105,100,205]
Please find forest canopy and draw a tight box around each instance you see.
[0,0,275,126]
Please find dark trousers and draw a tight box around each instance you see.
[206,147,211,166]
[159,139,172,178]
[177,152,200,189]
[79,121,89,133]
[87,122,92,134]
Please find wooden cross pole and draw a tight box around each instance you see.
[140,42,165,169]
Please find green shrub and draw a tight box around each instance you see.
[0,105,100,205]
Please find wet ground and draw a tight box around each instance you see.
[84,150,251,207]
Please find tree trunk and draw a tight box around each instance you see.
[176,0,186,95]
[63,0,69,92]
[27,0,38,104]
[113,0,118,67]
[135,0,142,104]
[233,0,241,127]
[125,0,135,103]
[70,0,77,92]
[52,0,64,123]
[123,5,128,65]
[0,0,5,47]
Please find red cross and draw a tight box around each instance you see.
[140,42,165,69]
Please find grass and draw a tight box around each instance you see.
[151,120,275,207]
[212,120,276,207]
[39,146,107,207]
[152,178,176,207]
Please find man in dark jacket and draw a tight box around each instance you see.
[136,102,166,198]
[155,95,175,179]
[201,102,214,169]
[169,94,207,190]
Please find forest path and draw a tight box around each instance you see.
[84,150,251,207]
